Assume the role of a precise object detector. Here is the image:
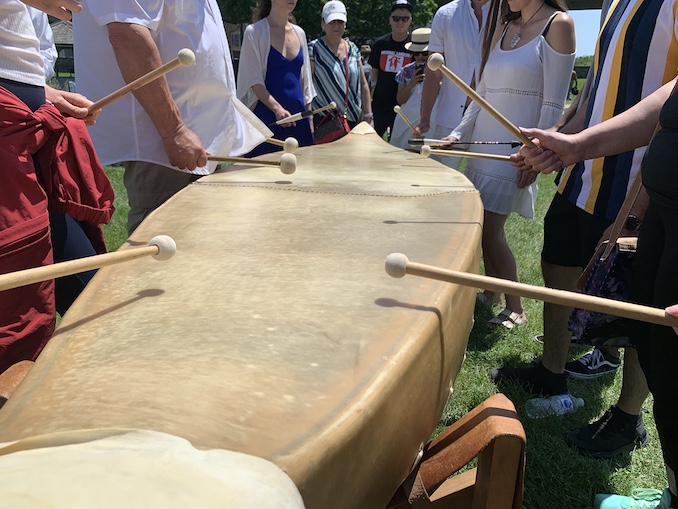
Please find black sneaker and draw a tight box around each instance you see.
[488,363,568,397]
[564,347,621,380]
[566,405,650,459]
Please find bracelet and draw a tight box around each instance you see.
[363,113,373,119]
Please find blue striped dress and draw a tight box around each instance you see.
[308,37,363,124]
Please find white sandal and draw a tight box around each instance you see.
[488,308,527,330]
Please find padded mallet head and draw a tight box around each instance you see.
[385,253,409,278]
[420,145,432,158]
[427,53,444,72]
[149,235,177,261]
[284,137,299,154]
[177,48,196,66]
[280,153,297,175]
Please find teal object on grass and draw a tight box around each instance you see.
[594,488,672,509]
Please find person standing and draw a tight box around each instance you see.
[360,44,375,93]
[368,0,413,139]
[414,0,496,169]
[74,0,271,235]
[308,0,373,130]
[389,27,431,149]
[513,77,678,509]
[238,0,316,156]
[1,0,112,373]
[446,0,575,328]
[494,0,678,460]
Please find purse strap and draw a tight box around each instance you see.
[600,163,643,261]
[342,39,349,115]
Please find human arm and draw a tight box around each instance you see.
[667,304,678,335]
[27,7,58,80]
[515,78,677,173]
[537,13,576,130]
[357,59,373,123]
[415,60,441,137]
[21,0,81,21]
[107,22,207,171]
[396,65,424,105]
[45,86,99,125]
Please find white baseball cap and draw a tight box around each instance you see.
[323,1,347,23]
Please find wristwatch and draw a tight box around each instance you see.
[624,214,641,232]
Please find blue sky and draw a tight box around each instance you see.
[569,9,602,57]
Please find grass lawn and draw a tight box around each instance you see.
[102,163,665,509]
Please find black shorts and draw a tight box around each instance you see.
[541,192,614,267]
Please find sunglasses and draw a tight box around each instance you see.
[391,15,411,22]
[413,51,429,56]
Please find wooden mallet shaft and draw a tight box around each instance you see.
[426,53,535,148]
[385,253,678,328]
[87,49,196,113]
[393,105,417,133]
[271,102,336,126]
[0,236,176,293]
[265,138,285,147]
[423,146,511,162]
[208,153,297,174]
[207,156,282,166]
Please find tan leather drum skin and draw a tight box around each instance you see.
[0,124,482,508]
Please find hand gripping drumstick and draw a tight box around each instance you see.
[207,153,297,175]
[393,105,417,133]
[264,137,299,154]
[419,145,511,162]
[427,53,535,148]
[87,49,196,113]
[0,236,176,293]
[269,102,337,127]
[384,253,678,328]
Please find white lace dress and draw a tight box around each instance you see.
[451,13,575,218]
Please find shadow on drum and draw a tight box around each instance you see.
[54,289,165,336]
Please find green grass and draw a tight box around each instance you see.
[101,165,665,508]
[438,174,665,509]
[102,165,130,252]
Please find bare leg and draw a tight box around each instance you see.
[616,348,649,414]
[482,210,523,315]
[541,259,581,374]
[480,246,500,304]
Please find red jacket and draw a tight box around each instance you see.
[0,86,114,253]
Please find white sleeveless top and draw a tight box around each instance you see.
[451,12,575,218]
[0,1,45,87]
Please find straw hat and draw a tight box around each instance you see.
[405,27,430,53]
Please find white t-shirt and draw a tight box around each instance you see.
[0,1,45,87]
[74,0,272,174]
[427,0,490,131]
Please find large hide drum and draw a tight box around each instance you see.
[0,124,483,508]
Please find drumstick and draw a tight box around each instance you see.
[384,253,678,328]
[409,139,521,148]
[207,153,297,175]
[269,102,337,127]
[393,105,417,132]
[420,145,511,162]
[87,49,195,113]
[0,236,176,293]
[427,53,535,148]
[264,137,299,154]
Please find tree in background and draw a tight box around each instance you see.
[216,0,438,45]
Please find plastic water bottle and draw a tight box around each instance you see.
[525,394,585,419]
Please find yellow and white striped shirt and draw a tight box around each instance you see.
[559,0,678,219]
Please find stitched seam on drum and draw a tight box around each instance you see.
[195,182,477,197]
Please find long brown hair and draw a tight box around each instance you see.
[479,0,568,79]
[253,0,271,21]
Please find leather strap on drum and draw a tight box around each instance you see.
[394,393,526,509]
